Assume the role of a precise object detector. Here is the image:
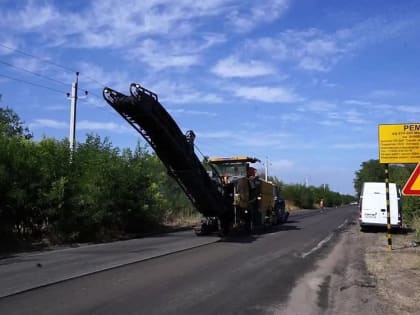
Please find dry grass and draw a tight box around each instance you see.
[412,216,420,242]
[365,230,420,315]
[285,200,300,211]
[163,212,202,227]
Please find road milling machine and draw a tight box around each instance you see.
[103,83,288,235]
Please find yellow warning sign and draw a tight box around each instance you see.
[378,124,420,163]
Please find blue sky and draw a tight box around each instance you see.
[1,0,420,195]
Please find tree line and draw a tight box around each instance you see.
[0,107,193,250]
[1,106,355,251]
[268,176,355,209]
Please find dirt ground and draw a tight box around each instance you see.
[364,228,420,315]
[281,218,420,315]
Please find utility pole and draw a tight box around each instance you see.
[67,72,88,155]
[264,156,272,181]
[68,72,79,153]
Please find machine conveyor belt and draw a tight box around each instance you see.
[103,84,226,218]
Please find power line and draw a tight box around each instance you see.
[0,43,114,120]
[81,76,106,89]
[0,73,67,95]
[0,42,107,88]
[84,92,122,119]
[0,59,70,86]
[0,42,75,73]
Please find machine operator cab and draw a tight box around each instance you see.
[207,156,260,185]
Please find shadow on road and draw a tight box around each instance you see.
[360,226,408,234]
[219,222,301,243]
[220,234,258,243]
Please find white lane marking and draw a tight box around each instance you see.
[301,233,333,258]
[301,218,348,258]
[337,219,348,230]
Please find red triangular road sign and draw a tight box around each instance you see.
[402,163,420,196]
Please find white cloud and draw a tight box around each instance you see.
[29,119,67,129]
[129,39,201,70]
[271,159,295,170]
[0,40,19,55]
[150,80,224,104]
[0,0,230,49]
[298,57,329,72]
[196,130,237,139]
[77,120,132,133]
[300,100,336,112]
[169,109,217,117]
[211,56,276,78]
[173,92,224,104]
[332,143,377,149]
[75,62,133,93]
[45,105,68,111]
[344,100,372,106]
[395,105,420,113]
[11,56,50,73]
[318,120,340,127]
[257,112,302,122]
[320,79,337,88]
[196,130,291,148]
[369,89,397,99]
[15,1,61,30]
[343,110,368,125]
[29,118,132,134]
[232,86,302,103]
[248,28,342,71]
[245,16,417,72]
[366,103,420,115]
[317,107,368,126]
[228,0,289,33]
[279,113,302,122]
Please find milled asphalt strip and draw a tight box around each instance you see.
[0,233,219,299]
[301,218,349,258]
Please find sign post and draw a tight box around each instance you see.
[384,163,392,250]
[378,123,420,251]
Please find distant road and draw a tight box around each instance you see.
[0,206,357,315]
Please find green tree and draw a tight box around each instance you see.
[267,175,284,190]
[354,159,385,196]
[0,107,32,139]
[281,184,314,209]
[0,134,41,243]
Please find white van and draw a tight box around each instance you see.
[359,182,402,230]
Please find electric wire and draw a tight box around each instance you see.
[0,73,67,95]
[0,42,107,88]
[0,43,74,73]
[0,59,70,86]
[0,43,122,126]
[194,143,207,160]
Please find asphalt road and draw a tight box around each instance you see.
[0,206,357,315]
[0,231,219,298]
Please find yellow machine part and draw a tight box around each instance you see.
[259,180,275,211]
[208,156,259,164]
[234,177,249,209]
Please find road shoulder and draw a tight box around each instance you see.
[282,218,420,315]
[282,219,384,315]
[364,228,420,315]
